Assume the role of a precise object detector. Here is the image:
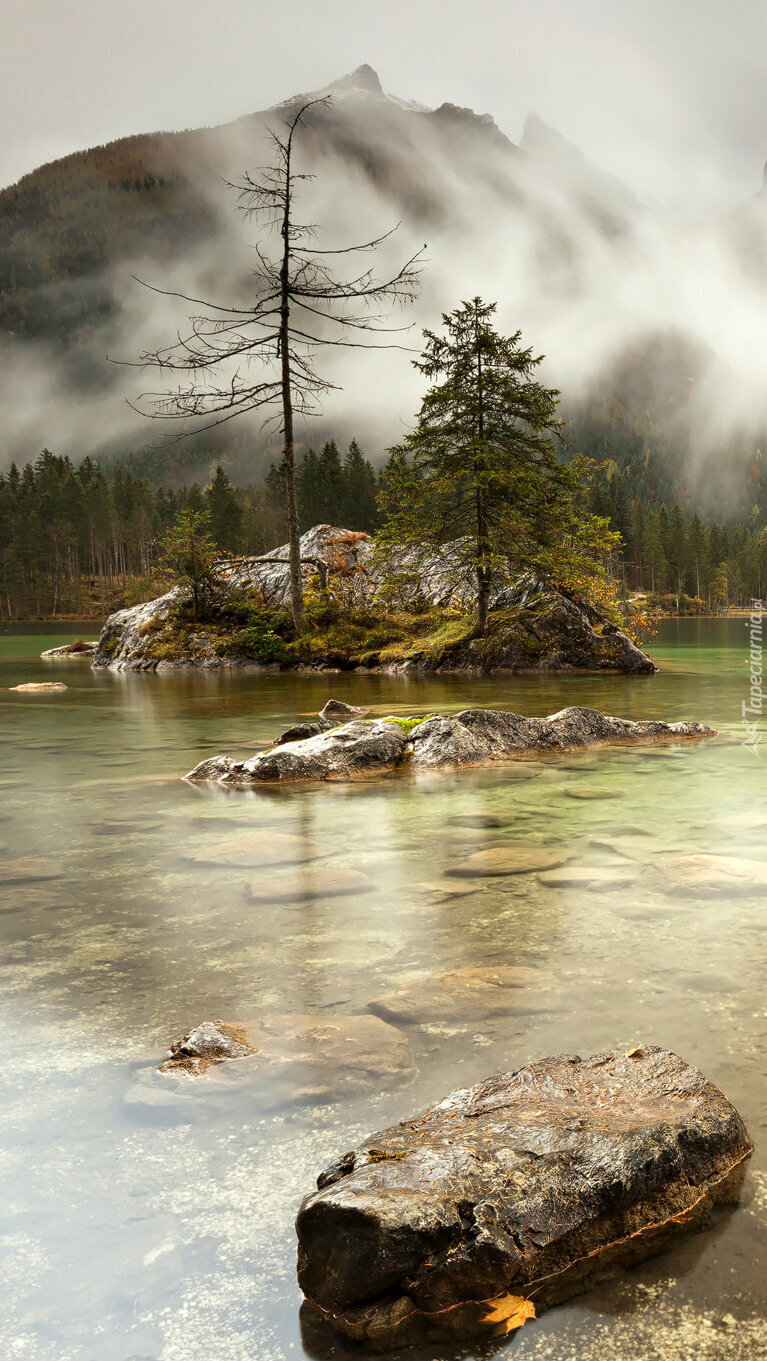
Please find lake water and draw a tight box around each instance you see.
[1,619,766,1361]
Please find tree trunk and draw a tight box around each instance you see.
[473,300,489,637]
[280,135,304,632]
[476,553,490,636]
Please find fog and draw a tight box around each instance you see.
[4,7,767,490]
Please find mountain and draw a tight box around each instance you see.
[0,65,518,347]
[2,64,767,515]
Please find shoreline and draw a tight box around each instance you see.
[3,610,752,626]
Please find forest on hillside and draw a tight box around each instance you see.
[2,443,766,620]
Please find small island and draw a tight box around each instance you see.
[184,697,715,785]
[92,524,656,675]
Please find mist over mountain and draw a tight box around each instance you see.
[2,63,767,514]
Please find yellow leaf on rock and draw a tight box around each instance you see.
[482,1294,537,1335]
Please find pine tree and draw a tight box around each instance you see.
[315,440,344,523]
[642,510,667,594]
[379,298,618,634]
[688,513,705,598]
[296,448,320,530]
[205,464,241,553]
[159,506,218,619]
[667,502,688,600]
[342,439,379,530]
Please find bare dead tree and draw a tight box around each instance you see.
[128,96,424,630]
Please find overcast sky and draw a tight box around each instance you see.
[2,0,767,208]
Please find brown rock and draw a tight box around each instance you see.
[296,1047,752,1349]
[184,831,320,868]
[447,846,567,877]
[244,867,374,903]
[0,858,63,883]
[159,1013,416,1101]
[158,1019,255,1075]
[659,854,767,896]
[538,865,637,890]
[319,698,370,719]
[369,965,547,1025]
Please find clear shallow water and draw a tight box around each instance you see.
[1,619,766,1361]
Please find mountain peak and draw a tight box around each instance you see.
[327,64,383,96]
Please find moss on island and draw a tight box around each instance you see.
[133,593,511,670]
[93,542,658,676]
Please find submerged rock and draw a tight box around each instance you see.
[538,864,638,890]
[186,704,716,785]
[40,639,97,659]
[369,965,547,1024]
[244,867,374,903]
[296,1046,752,1349]
[183,830,314,868]
[659,854,767,896]
[0,858,63,883]
[158,1013,416,1100]
[447,813,505,829]
[446,846,566,877]
[9,681,67,692]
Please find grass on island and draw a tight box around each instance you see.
[132,586,529,669]
[376,714,437,733]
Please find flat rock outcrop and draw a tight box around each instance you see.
[187,718,410,784]
[92,524,657,674]
[296,1046,752,1349]
[186,703,716,785]
[158,1014,416,1101]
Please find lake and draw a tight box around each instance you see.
[0,618,765,1361]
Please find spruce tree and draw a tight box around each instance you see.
[205,464,241,553]
[379,298,618,634]
[316,440,343,523]
[342,439,379,530]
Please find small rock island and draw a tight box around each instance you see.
[92,526,657,675]
[185,698,716,785]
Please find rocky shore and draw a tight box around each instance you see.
[296,1047,752,1349]
[185,699,716,785]
[91,525,657,674]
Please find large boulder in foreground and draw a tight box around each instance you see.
[296,1047,752,1350]
[185,704,715,785]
